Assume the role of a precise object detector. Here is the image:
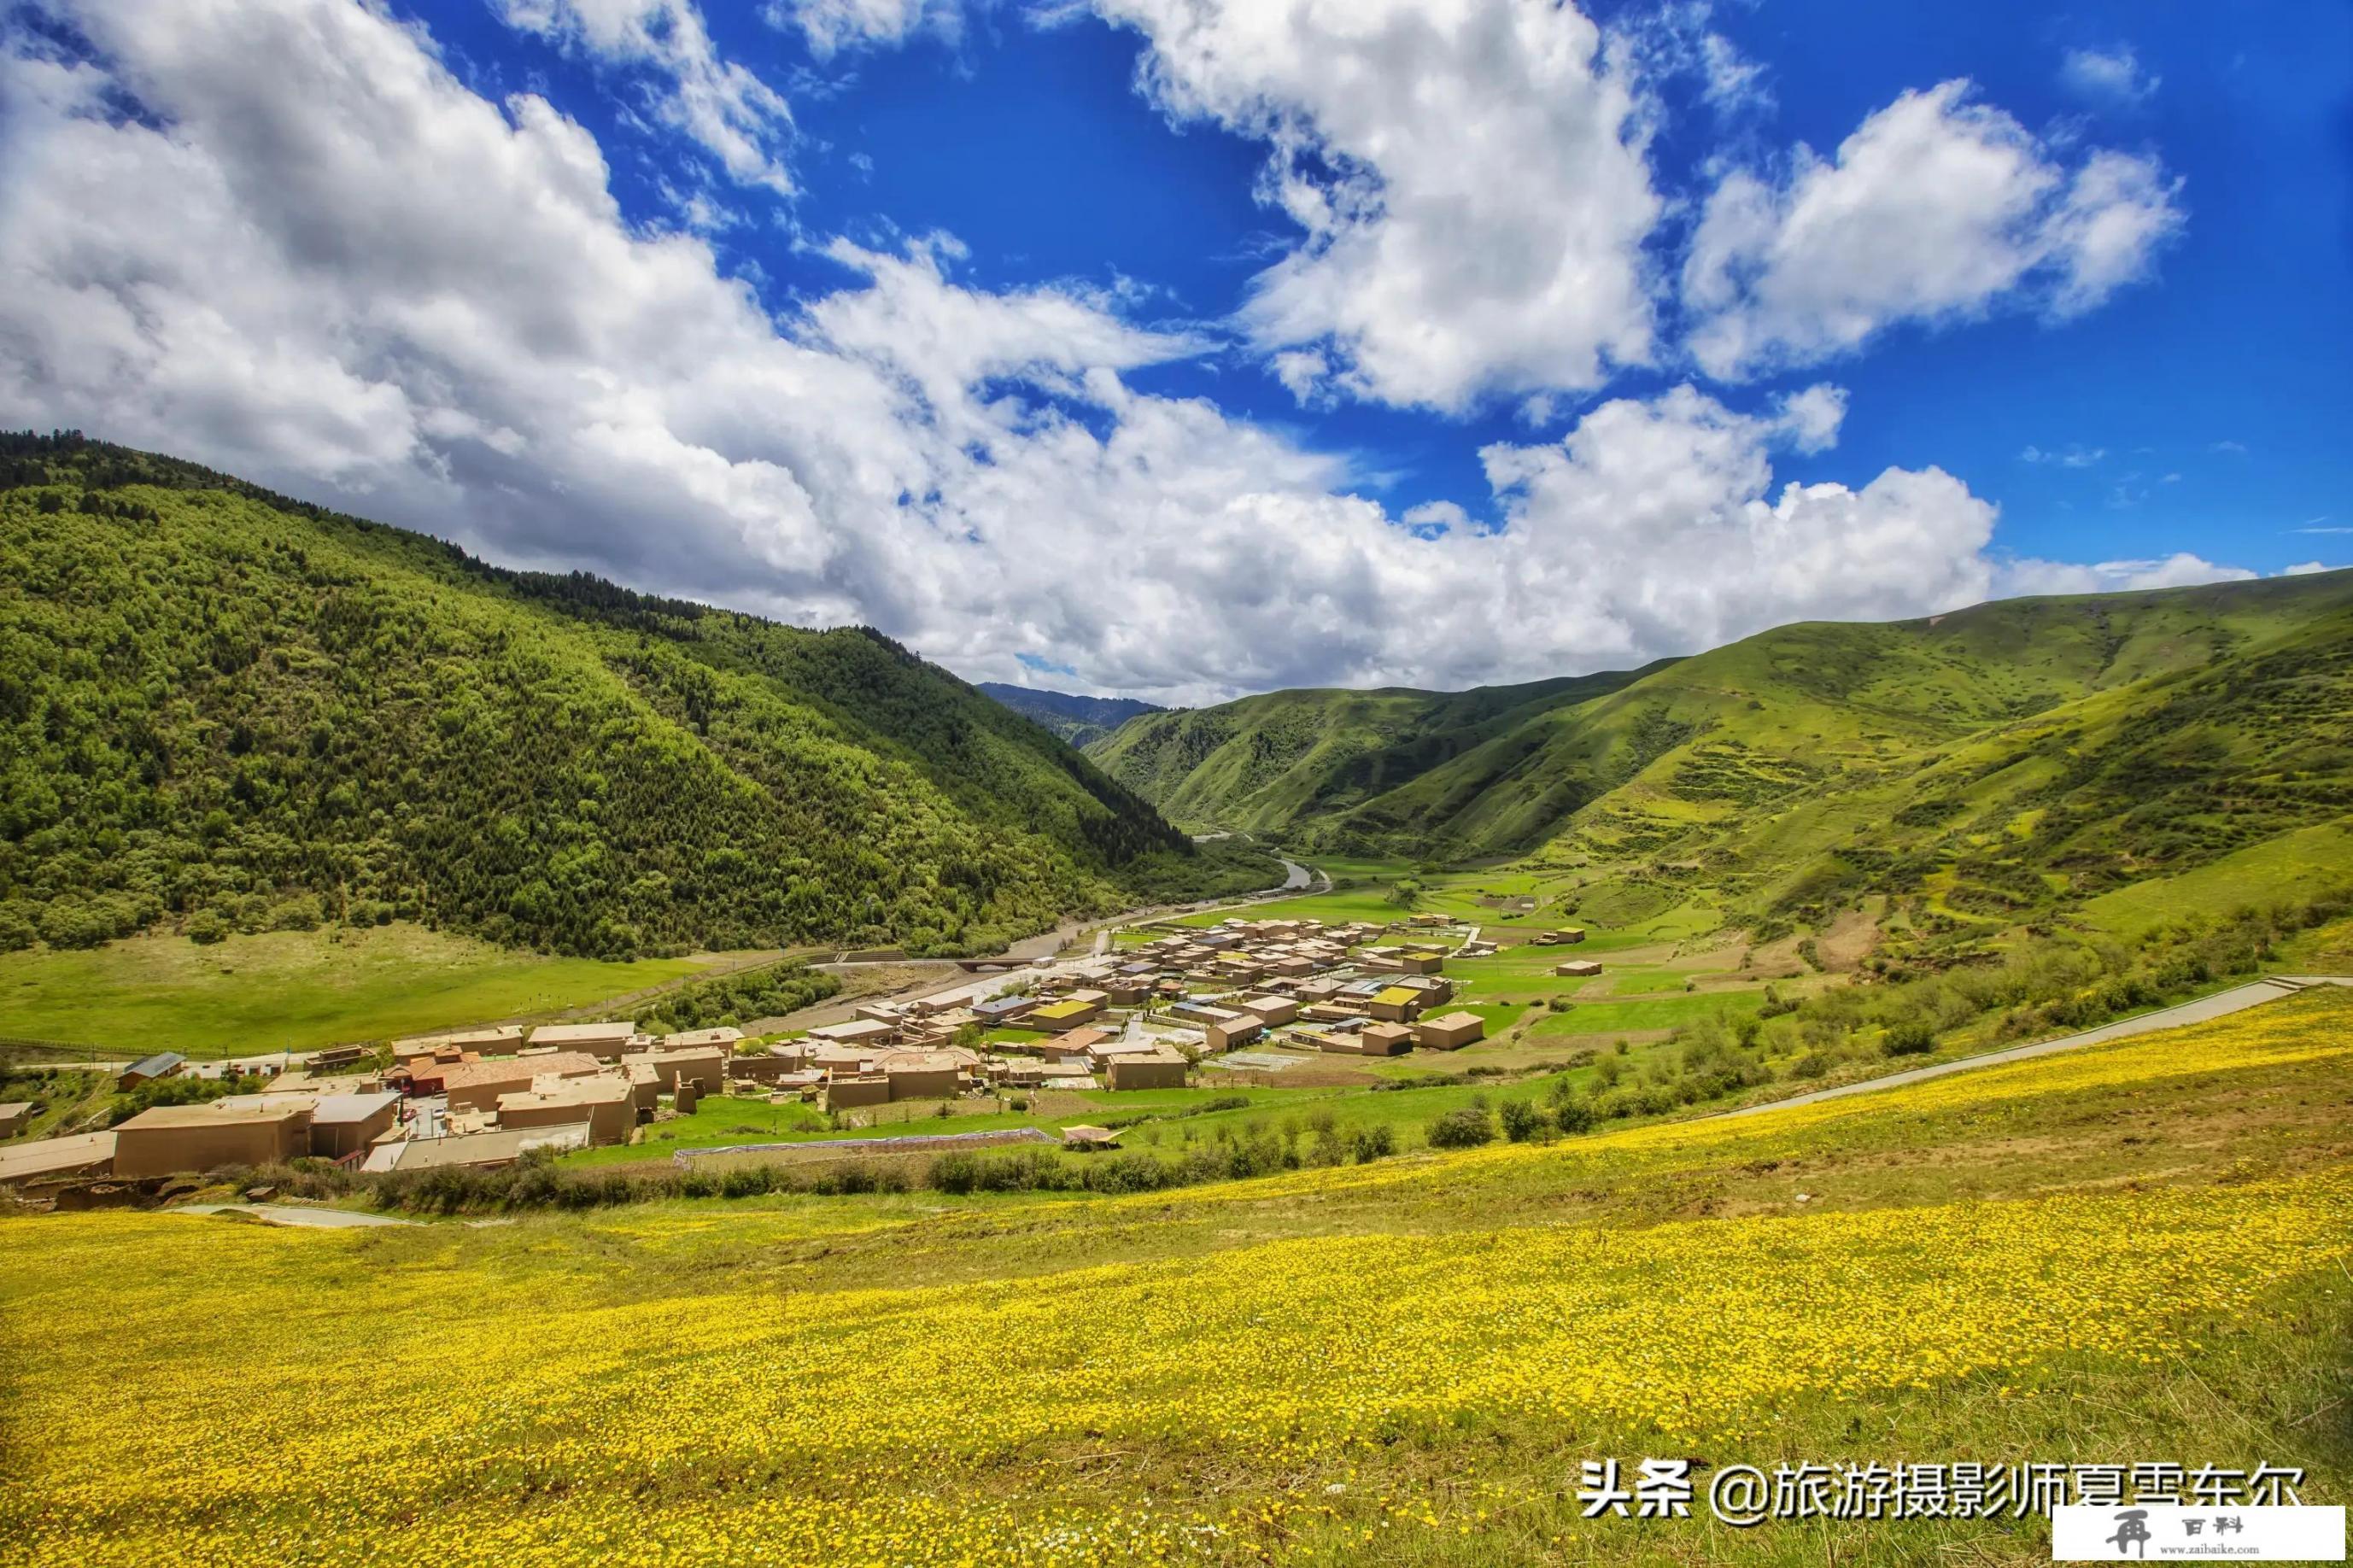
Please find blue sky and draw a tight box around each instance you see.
[2,0,2347,700]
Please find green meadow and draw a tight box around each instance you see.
[0,923,718,1057]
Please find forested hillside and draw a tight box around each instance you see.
[975,682,1163,747]
[0,432,1276,960]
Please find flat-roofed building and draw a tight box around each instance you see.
[1413,1012,1485,1051]
[0,1102,32,1139]
[806,1018,898,1049]
[823,1076,891,1111]
[1554,959,1603,978]
[394,1026,524,1060]
[433,1052,603,1113]
[0,1131,115,1184]
[875,1050,963,1102]
[625,1061,662,1114]
[1359,1022,1414,1056]
[1203,1014,1266,1052]
[498,1074,634,1147]
[1367,986,1425,1023]
[1232,995,1299,1027]
[113,1100,314,1179]
[360,1123,587,1173]
[663,1026,745,1050]
[1027,997,1103,1031]
[620,1045,727,1096]
[807,1044,875,1079]
[727,1048,802,1085]
[216,1091,402,1161]
[524,1021,641,1060]
[1106,1049,1187,1091]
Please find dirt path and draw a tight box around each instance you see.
[1716,974,2350,1122]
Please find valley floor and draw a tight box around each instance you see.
[4,989,2349,1565]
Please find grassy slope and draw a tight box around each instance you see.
[3,991,2347,1565]
[0,923,717,1056]
[0,436,1271,965]
[1099,572,2353,945]
[1086,665,1664,836]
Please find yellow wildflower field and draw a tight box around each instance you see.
[3,998,2350,1566]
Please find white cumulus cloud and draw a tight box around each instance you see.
[497,0,798,194]
[1089,0,1663,414]
[2061,44,2159,105]
[0,0,2251,704]
[1683,80,2186,379]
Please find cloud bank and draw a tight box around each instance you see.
[0,0,2251,703]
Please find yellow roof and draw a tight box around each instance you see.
[1032,999,1092,1020]
[1373,986,1418,1006]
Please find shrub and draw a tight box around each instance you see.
[184,910,228,945]
[1497,1099,1548,1143]
[1883,1022,1935,1057]
[1348,1125,1395,1163]
[1425,1106,1495,1150]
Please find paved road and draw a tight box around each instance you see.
[173,1203,414,1229]
[1718,974,2351,1121]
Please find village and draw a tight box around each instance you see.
[0,908,1612,1196]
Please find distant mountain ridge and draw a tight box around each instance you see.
[0,432,1277,961]
[1083,665,1671,842]
[979,682,1166,747]
[1086,571,2353,936]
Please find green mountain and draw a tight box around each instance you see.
[1092,572,2353,938]
[1085,666,1666,840]
[0,432,1277,960]
[976,682,1164,747]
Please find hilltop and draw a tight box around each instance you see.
[1092,571,2353,945]
[975,682,1165,747]
[0,433,1278,962]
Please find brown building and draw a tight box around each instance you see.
[1366,986,1425,1023]
[823,1076,891,1111]
[1027,997,1103,1032]
[433,1052,603,1113]
[393,1025,524,1060]
[619,1046,727,1097]
[0,1102,32,1139]
[0,1131,115,1184]
[361,1123,588,1173]
[1232,995,1300,1027]
[1554,959,1603,978]
[875,1050,963,1102]
[1203,1014,1266,1052]
[727,1049,803,1085]
[273,1092,401,1160]
[524,1021,641,1060]
[498,1074,635,1147]
[113,1100,315,1178]
[1413,1012,1486,1051]
[1105,1050,1187,1091]
[662,1027,745,1050]
[1359,1022,1414,1056]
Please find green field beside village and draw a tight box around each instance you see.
[0,924,724,1057]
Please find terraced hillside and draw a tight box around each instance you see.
[0,433,1276,961]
